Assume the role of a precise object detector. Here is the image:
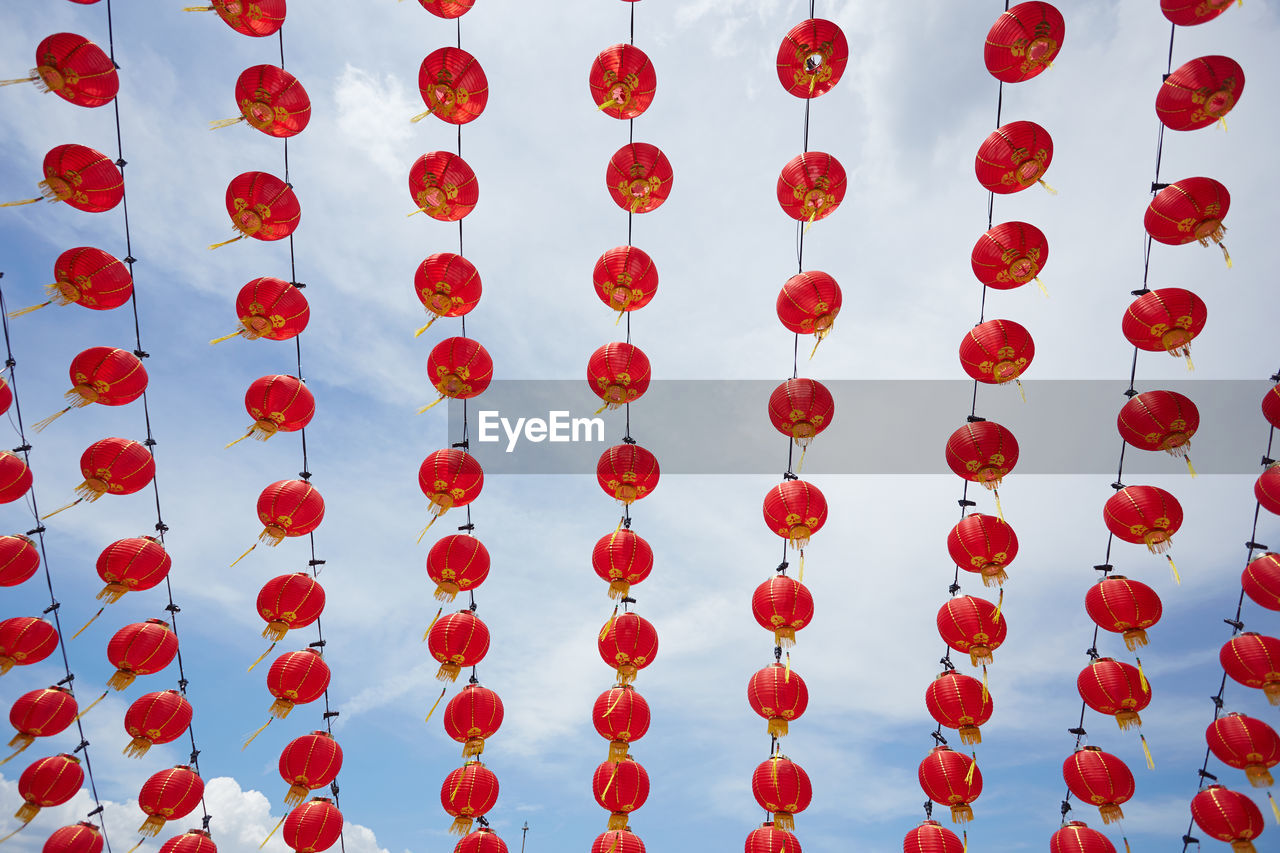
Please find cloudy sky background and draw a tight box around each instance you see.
[1,1,1279,851]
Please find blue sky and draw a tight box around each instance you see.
[2,1,1279,852]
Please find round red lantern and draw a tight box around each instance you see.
[0,617,58,675]
[1161,0,1236,26]
[594,246,658,313]
[5,144,123,212]
[598,612,658,686]
[442,761,498,836]
[970,221,1049,290]
[1263,383,1280,430]
[255,480,325,546]
[0,377,9,417]
[1221,633,1280,705]
[1122,288,1207,365]
[218,277,310,343]
[427,610,490,682]
[777,270,841,339]
[1084,576,1163,650]
[69,437,154,503]
[458,828,508,853]
[417,48,487,125]
[1062,747,1134,824]
[589,44,656,120]
[0,452,33,504]
[427,337,494,401]
[123,690,193,758]
[0,535,39,587]
[593,685,650,763]
[1049,821,1115,853]
[947,514,1018,587]
[1116,390,1199,466]
[588,343,651,410]
[158,829,215,853]
[7,686,77,757]
[415,253,482,331]
[925,670,993,745]
[1103,485,1182,554]
[418,0,474,19]
[1206,713,1280,788]
[597,444,660,504]
[43,822,104,853]
[747,663,809,738]
[283,797,343,853]
[1242,553,1280,611]
[239,375,315,442]
[1145,177,1230,265]
[959,319,1035,386]
[257,573,325,641]
[137,765,203,836]
[937,595,1006,666]
[592,529,653,600]
[106,618,177,690]
[975,121,1054,194]
[983,3,1065,83]
[777,152,846,223]
[752,755,811,831]
[593,757,648,831]
[1077,658,1151,730]
[279,731,343,806]
[12,33,119,108]
[213,171,301,247]
[419,449,484,516]
[918,746,981,823]
[945,421,1019,489]
[776,19,848,98]
[427,535,490,601]
[13,246,131,316]
[753,575,814,647]
[267,649,330,718]
[903,819,963,853]
[1190,785,1264,853]
[747,823,801,853]
[768,379,834,446]
[1157,56,1244,132]
[762,480,827,548]
[191,0,287,37]
[94,536,169,602]
[1256,467,1280,516]
[42,347,148,428]
[444,684,503,759]
[216,65,310,137]
[607,143,673,214]
[409,151,478,221]
[14,754,82,824]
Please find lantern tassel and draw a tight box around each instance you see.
[1185,455,1197,478]
[605,837,622,853]
[992,588,1004,624]
[1218,116,1229,133]
[422,607,443,640]
[1246,765,1274,788]
[1038,178,1058,195]
[209,330,243,345]
[0,736,33,764]
[225,430,254,449]
[595,99,618,112]
[242,718,272,750]
[1136,656,1150,694]
[797,550,804,584]
[614,309,625,326]
[1184,352,1195,372]
[31,407,72,433]
[7,300,53,318]
[208,235,245,250]
[785,651,792,683]
[949,804,973,824]
[449,819,473,837]
[1221,243,1232,269]
[796,444,807,474]
[1016,379,1026,403]
[0,198,41,208]
[258,815,286,849]
[808,335,823,360]
[1123,628,1149,651]
[0,825,30,844]
[229,542,257,568]
[417,395,446,415]
[138,816,166,838]
[74,691,107,721]
[123,737,154,759]
[1099,804,1124,824]
[416,515,440,544]
[1123,838,1132,853]
[607,580,630,600]
[604,689,626,716]
[981,664,990,703]
[993,489,1005,523]
[1167,555,1181,585]
[599,606,618,641]
[424,686,446,723]
[0,77,37,86]
[108,670,137,691]
[124,841,144,853]
[1140,733,1155,770]
[182,5,214,10]
[964,753,977,785]
[40,498,82,519]
[773,814,795,832]
[208,117,244,130]
[962,831,969,853]
[1034,276,1049,297]
[414,316,440,337]
[1269,792,1280,825]
[69,607,105,640]
[246,642,276,672]
[284,785,309,807]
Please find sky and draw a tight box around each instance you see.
[1,1,1279,852]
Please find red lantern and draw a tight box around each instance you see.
[137,765,203,836]
[218,277,310,343]
[746,823,800,853]
[1084,576,1163,650]
[594,246,658,313]
[1062,747,1134,824]
[777,270,841,339]
[158,829,214,853]
[211,171,300,249]
[1242,553,1280,611]
[592,830,642,853]
[239,375,315,442]
[106,619,177,690]
[267,649,331,718]
[593,758,648,831]
[777,152,846,223]
[0,452,32,504]
[747,663,809,738]
[52,347,148,418]
[918,746,981,823]
[1116,390,1198,467]
[415,253,482,331]
[983,3,1065,83]
[1256,467,1280,516]
[43,822,104,853]
[1077,658,1151,730]
[593,685,650,763]
[768,379,834,446]
[1157,56,1244,132]
[959,319,1035,386]
[254,480,325,546]
[588,343,651,410]
[123,691,192,758]
[590,44,656,120]
[970,221,1049,290]
[428,611,490,682]
[283,797,343,853]
[597,444,660,504]
[70,437,154,502]
[13,246,131,316]
[1221,633,1280,705]
[752,576,814,647]
[428,338,494,401]
[945,421,1019,490]
[409,151,478,221]
[441,761,498,836]
[444,684,503,759]
[8,33,119,108]
[0,534,38,587]
[947,514,1018,587]
[1161,0,1236,26]
[419,449,484,516]
[190,0,287,37]
[925,670,993,745]
[417,48,488,125]
[975,121,1054,194]
[1190,785,1264,853]
[1122,288,1207,364]
[598,612,658,686]
[592,529,653,600]
[458,828,508,853]
[1263,383,1280,430]
[0,617,58,675]
[94,536,169,602]
[762,480,827,548]
[14,754,82,824]
[427,535,490,601]
[1049,821,1116,853]
[279,731,343,806]
[1145,177,1230,265]
[257,573,325,641]
[0,377,8,417]
[607,143,673,214]
[1206,713,1280,788]
[217,65,311,137]
[7,686,77,758]
[903,819,963,853]
[751,756,811,831]
[418,0,474,19]
[1103,485,1182,554]
[776,19,848,98]
[937,595,1006,666]
[4,144,123,212]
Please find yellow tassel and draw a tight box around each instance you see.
[225,431,254,449]
[284,785,309,807]
[8,301,52,318]
[962,831,968,853]
[182,5,214,9]
[0,198,41,207]
[1140,734,1155,770]
[69,607,105,640]
[1218,116,1229,132]
[229,542,257,568]
[1185,456,1197,478]
[796,444,808,474]
[993,588,1004,624]
[417,395,446,415]
[208,235,245,250]
[422,607,443,641]
[993,489,1005,523]
[123,737,154,759]
[209,330,242,345]
[1034,276,1049,297]
[1038,178,1059,195]
[417,515,440,544]
[41,498,81,519]
[1167,555,1181,585]
[246,642,276,672]
[424,687,446,723]
[74,691,107,722]
[32,407,71,433]
[797,550,804,584]
[964,754,977,785]
[802,210,818,236]
[124,840,144,853]
[259,815,287,849]
[0,77,37,86]
[414,316,440,337]
[784,651,791,682]
[242,718,272,750]
[1185,354,1195,372]
[771,755,779,787]
[1221,244,1232,269]
[808,334,825,360]
[1124,839,1132,853]
[599,606,619,641]
[0,825,30,843]
[595,99,618,112]
[606,838,621,853]
[1016,379,1026,403]
[614,310,625,326]
[1137,657,1150,694]
[981,665,989,704]
[209,117,243,130]
[604,689,626,717]
[1268,792,1280,824]
[601,763,620,798]
[407,208,425,218]
[410,107,437,123]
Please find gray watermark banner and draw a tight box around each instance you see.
[446,380,1273,475]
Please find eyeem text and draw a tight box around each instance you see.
[477,410,605,453]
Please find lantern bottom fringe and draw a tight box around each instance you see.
[123,737,153,759]
[462,738,485,759]
[959,726,982,745]
[1142,537,1172,555]
[614,665,637,686]
[981,569,1007,588]
[14,804,39,824]
[1229,843,1256,853]
[268,699,296,719]
[32,407,73,433]
[97,584,130,603]
[1246,765,1275,787]
[949,804,973,824]
[774,628,796,648]
[608,740,629,763]
[138,816,166,837]
[1115,710,1141,730]
[606,814,630,832]
[787,534,810,550]
[0,658,15,675]
[608,581,631,600]
[771,813,795,832]
[968,648,994,667]
[1099,804,1124,825]
[767,718,789,739]
[108,670,138,691]
[8,300,52,318]
[437,663,462,682]
[1122,629,1149,651]
[73,481,107,503]
[1,734,32,760]
[258,528,286,546]
[284,785,309,807]
[262,622,290,642]
[1265,684,1280,706]
[449,818,473,837]
[434,583,460,602]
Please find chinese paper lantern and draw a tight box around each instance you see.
[213,65,310,137]
[267,649,331,718]
[588,343,651,410]
[947,514,1018,587]
[593,830,642,853]
[1256,467,1280,516]
[593,758,648,830]
[1103,485,1182,554]
[418,0,474,19]
[35,346,147,431]
[212,171,301,248]
[427,610,490,682]
[597,444,660,504]
[752,575,814,647]
[918,746,981,823]
[1161,0,1236,28]
[235,375,315,444]
[593,685,650,762]
[598,612,658,685]
[158,829,215,853]
[1049,821,1116,853]
[459,828,508,853]
[415,253,482,332]
[768,379,834,446]
[1145,177,1230,265]
[752,757,813,829]
[1084,576,1163,650]
[68,437,154,502]
[1263,383,1280,430]
[251,480,325,547]
[776,152,846,222]
[1221,633,1280,705]
[589,44,656,119]
[43,822,104,853]
[903,819,963,853]
[1116,390,1199,470]
[970,221,1049,290]
[279,731,343,806]
[14,754,82,824]
[607,143,673,214]
[137,765,203,836]
[6,686,77,759]
[0,452,33,504]
[441,761,498,836]
[1062,747,1134,824]
[594,246,658,313]
[1157,56,1244,132]
[444,684,503,759]
[746,823,800,853]
[427,337,494,401]
[975,121,1054,194]
[95,536,170,602]
[1206,713,1280,788]
[937,595,1006,666]
[1190,785,1264,853]
[1122,288,1207,365]
[0,535,39,587]
[925,670,993,744]
[257,573,325,641]
[106,619,177,690]
[959,319,1035,386]
[3,144,123,212]
[187,0,287,37]
[123,690,193,758]
[215,277,310,343]
[776,18,848,98]
[945,421,1019,490]
[762,480,827,548]
[283,798,343,853]
[777,270,841,339]
[1077,658,1151,730]
[592,529,653,600]
[0,617,58,675]
[427,534,490,601]
[419,449,484,516]
[2,33,118,108]
[9,246,131,316]
[409,151,478,221]
[1242,553,1280,611]
[747,663,809,738]
[416,48,488,125]
[983,2,1065,83]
